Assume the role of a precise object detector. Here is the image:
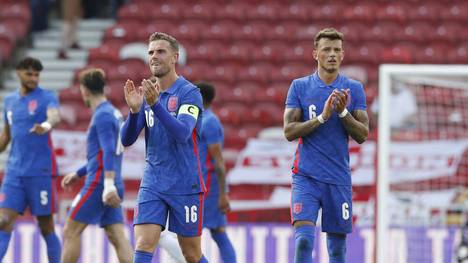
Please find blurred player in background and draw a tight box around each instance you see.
[283,28,369,263]
[0,57,62,262]
[121,32,208,263]
[197,82,236,263]
[60,68,133,262]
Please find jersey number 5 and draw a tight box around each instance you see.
[184,205,198,223]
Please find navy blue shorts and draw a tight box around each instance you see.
[134,186,205,237]
[0,176,57,216]
[68,183,124,227]
[291,173,352,234]
[203,193,227,229]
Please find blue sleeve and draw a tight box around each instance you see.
[285,81,301,108]
[76,165,87,177]
[47,92,60,109]
[121,106,145,147]
[151,88,202,143]
[204,118,223,146]
[351,82,367,111]
[96,113,119,172]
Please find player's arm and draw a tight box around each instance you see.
[334,89,369,144]
[30,107,61,134]
[61,165,86,190]
[283,108,321,141]
[97,114,122,208]
[208,142,230,212]
[0,123,11,153]
[121,107,145,146]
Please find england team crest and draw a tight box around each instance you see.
[28,100,38,115]
[168,96,178,112]
[293,202,302,214]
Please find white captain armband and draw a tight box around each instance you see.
[178,104,199,119]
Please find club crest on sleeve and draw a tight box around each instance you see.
[293,202,302,214]
[28,100,38,115]
[168,96,178,112]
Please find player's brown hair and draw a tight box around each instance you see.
[149,32,179,53]
[314,28,344,48]
[79,68,106,95]
[16,57,43,71]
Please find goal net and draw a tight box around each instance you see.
[377,65,468,263]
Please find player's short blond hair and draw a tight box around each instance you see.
[314,28,344,48]
[149,32,179,53]
[79,68,106,95]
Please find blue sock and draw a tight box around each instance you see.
[44,232,61,263]
[134,250,153,263]
[0,230,11,260]
[198,255,209,263]
[294,225,315,263]
[327,233,346,263]
[211,230,236,263]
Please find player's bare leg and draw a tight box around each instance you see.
[0,208,18,232]
[294,220,316,263]
[61,218,88,263]
[133,224,162,262]
[37,215,62,263]
[0,208,18,259]
[178,235,207,263]
[104,223,133,263]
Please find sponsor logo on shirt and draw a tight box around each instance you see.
[28,100,38,115]
[168,96,178,112]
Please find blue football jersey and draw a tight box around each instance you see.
[285,72,367,186]
[3,87,59,177]
[84,101,124,187]
[199,109,224,196]
[140,76,205,194]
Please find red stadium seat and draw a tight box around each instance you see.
[447,44,468,64]
[284,42,314,63]
[219,41,254,64]
[430,23,461,42]
[265,22,300,41]
[214,3,248,22]
[251,42,287,63]
[397,22,432,43]
[407,2,442,22]
[88,44,120,64]
[380,45,413,63]
[1,18,28,41]
[172,20,207,42]
[295,23,330,41]
[246,2,281,21]
[149,2,182,21]
[233,22,268,42]
[363,22,400,44]
[414,44,449,64]
[0,3,31,26]
[237,63,273,85]
[217,103,248,126]
[183,2,217,20]
[280,2,312,22]
[178,62,211,82]
[117,2,154,23]
[336,22,367,44]
[375,2,408,23]
[250,103,283,126]
[313,3,346,23]
[270,63,311,83]
[204,63,239,84]
[105,80,126,106]
[186,41,222,63]
[202,20,239,41]
[103,22,142,42]
[138,21,175,42]
[221,82,258,105]
[441,2,468,22]
[107,59,148,82]
[254,83,289,106]
[59,85,82,104]
[342,2,376,23]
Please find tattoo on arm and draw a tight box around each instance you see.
[283,108,322,141]
[341,110,369,144]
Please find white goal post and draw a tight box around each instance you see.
[377,64,468,263]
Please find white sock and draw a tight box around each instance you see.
[159,231,186,263]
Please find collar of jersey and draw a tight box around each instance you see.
[162,76,185,95]
[312,72,342,89]
[18,86,41,97]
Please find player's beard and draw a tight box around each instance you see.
[21,82,37,93]
[151,64,171,78]
[322,64,338,74]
